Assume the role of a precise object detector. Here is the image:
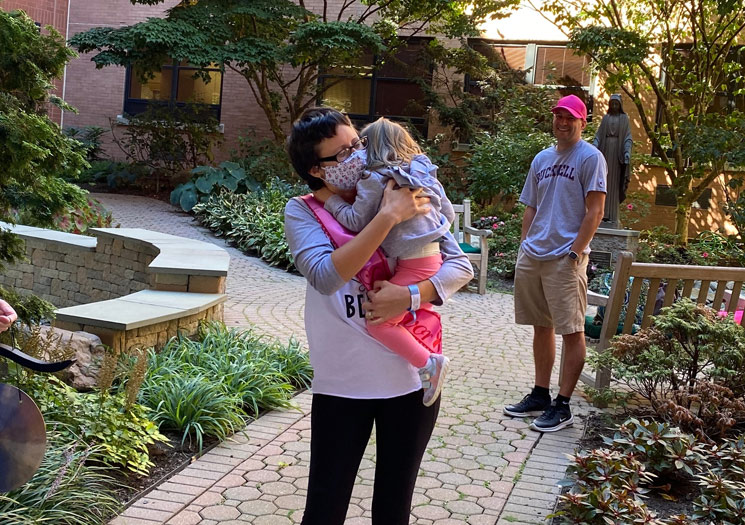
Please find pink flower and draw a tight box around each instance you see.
[497,252,505,257]
[626,203,634,210]
[492,224,499,229]
[480,217,485,221]
[702,252,709,258]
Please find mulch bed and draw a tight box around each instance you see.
[109,432,220,509]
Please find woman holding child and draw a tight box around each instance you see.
[284,107,472,524]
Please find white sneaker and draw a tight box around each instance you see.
[418,354,450,407]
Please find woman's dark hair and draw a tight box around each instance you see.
[287,107,354,190]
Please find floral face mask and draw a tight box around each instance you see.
[320,149,367,190]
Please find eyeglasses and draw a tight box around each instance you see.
[317,136,368,164]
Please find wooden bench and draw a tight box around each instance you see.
[452,199,492,294]
[561,251,745,392]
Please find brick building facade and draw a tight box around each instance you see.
[4,0,70,125]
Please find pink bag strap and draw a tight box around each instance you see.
[300,194,391,290]
[300,194,443,354]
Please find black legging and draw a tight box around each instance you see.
[301,390,440,525]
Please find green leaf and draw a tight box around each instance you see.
[179,188,199,212]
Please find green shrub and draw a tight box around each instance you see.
[637,227,745,267]
[692,436,745,523]
[140,372,245,452]
[556,419,745,525]
[75,160,151,189]
[24,376,168,475]
[139,322,311,451]
[467,131,554,207]
[554,448,657,524]
[170,161,260,212]
[594,299,745,441]
[192,177,307,269]
[233,130,296,184]
[605,418,708,476]
[0,429,121,525]
[111,104,223,192]
[0,286,55,325]
[618,191,652,230]
[63,125,106,162]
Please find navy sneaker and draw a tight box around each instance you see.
[503,393,551,417]
[529,402,574,432]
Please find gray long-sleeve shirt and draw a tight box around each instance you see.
[323,155,455,259]
[284,196,472,302]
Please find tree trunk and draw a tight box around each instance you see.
[674,203,691,245]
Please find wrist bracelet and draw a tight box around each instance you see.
[408,284,421,312]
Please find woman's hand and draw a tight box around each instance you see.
[378,179,430,225]
[362,280,411,324]
[0,299,18,332]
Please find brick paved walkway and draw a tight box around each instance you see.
[94,193,593,525]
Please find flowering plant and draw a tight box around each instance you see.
[473,204,524,280]
[618,192,651,229]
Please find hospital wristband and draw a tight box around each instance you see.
[408,284,421,312]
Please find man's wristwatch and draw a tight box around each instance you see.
[568,250,579,261]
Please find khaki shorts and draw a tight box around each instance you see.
[514,248,588,335]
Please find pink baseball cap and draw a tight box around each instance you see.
[551,95,587,121]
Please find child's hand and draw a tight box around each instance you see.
[0,299,17,332]
[379,179,430,225]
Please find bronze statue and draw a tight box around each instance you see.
[592,94,633,227]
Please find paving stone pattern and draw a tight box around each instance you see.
[96,194,594,525]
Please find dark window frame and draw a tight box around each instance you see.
[123,60,224,121]
[655,184,712,209]
[317,38,434,136]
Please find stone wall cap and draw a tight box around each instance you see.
[596,227,641,238]
[91,227,229,275]
[55,290,227,331]
[0,221,97,249]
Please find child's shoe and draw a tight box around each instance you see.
[418,354,450,407]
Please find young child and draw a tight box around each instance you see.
[321,117,454,406]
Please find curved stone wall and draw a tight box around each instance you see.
[0,224,153,307]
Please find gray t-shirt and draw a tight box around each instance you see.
[519,140,607,260]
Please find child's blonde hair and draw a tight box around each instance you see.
[360,117,423,169]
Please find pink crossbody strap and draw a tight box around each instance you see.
[300,195,442,354]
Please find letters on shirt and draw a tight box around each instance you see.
[535,164,576,183]
[344,293,366,319]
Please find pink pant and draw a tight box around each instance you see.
[366,254,443,368]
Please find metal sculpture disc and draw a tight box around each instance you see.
[0,383,46,492]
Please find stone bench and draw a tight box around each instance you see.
[0,222,231,353]
[54,290,226,353]
[92,228,230,295]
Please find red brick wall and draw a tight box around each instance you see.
[61,0,405,160]
[3,0,70,124]
[63,0,180,157]
[63,0,287,160]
